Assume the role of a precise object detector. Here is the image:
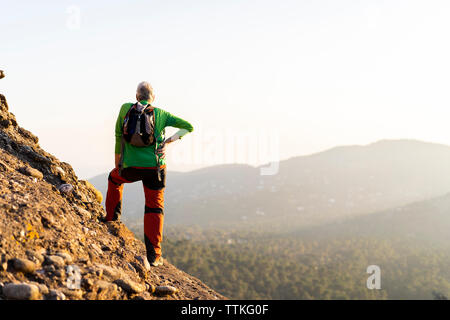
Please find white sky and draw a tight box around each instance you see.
[1,0,450,178]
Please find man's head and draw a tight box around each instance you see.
[136,81,155,103]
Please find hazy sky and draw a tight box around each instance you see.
[1,0,450,178]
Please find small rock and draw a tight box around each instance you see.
[136,255,151,272]
[80,180,103,203]
[55,251,73,264]
[127,263,136,273]
[0,256,8,271]
[95,280,119,300]
[29,282,49,295]
[78,257,90,265]
[2,283,41,300]
[0,119,10,129]
[43,264,56,273]
[155,285,178,296]
[0,160,11,172]
[26,250,45,265]
[130,262,146,278]
[44,255,66,268]
[36,247,47,255]
[53,268,65,279]
[19,166,43,180]
[41,214,55,228]
[90,243,103,255]
[61,288,83,300]
[47,289,66,300]
[76,206,92,219]
[77,191,89,202]
[11,258,37,274]
[113,278,146,294]
[81,278,94,291]
[54,166,65,178]
[145,282,155,293]
[96,280,117,291]
[132,292,152,300]
[37,284,49,295]
[84,292,97,300]
[95,264,122,280]
[58,183,73,195]
[87,266,103,278]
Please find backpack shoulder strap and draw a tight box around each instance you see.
[124,103,137,118]
[119,103,137,175]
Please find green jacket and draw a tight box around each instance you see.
[115,100,193,168]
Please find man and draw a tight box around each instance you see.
[104,81,193,267]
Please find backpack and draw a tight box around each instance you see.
[122,103,155,147]
[118,103,161,179]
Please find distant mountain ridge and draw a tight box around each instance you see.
[89,139,450,232]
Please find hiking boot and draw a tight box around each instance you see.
[149,257,164,267]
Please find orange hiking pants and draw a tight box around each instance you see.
[105,166,165,262]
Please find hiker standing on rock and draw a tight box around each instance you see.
[104,81,193,267]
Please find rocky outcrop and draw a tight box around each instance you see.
[0,93,225,300]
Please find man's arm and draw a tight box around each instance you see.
[164,111,194,142]
[114,104,127,168]
[156,111,194,157]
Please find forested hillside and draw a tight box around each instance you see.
[131,193,450,299]
[92,140,450,300]
[163,233,450,300]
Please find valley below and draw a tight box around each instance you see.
[90,139,450,299]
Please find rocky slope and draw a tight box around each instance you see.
[0,93,225,300]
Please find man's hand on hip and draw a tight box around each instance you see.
[157,135,180,160]
[156,141,168,160]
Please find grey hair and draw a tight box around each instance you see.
[136,81,154,102]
